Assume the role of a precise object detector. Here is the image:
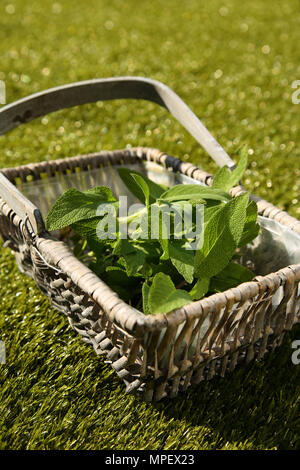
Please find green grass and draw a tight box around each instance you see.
[0,0,299,450]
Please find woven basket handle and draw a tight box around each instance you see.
[0,77,236,235]
[0,77,235,169]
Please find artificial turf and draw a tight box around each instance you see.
[0,0,299,450]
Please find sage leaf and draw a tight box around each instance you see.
[210,262,255,292]
[71,214,117,240]
[212,148,248,192]
[238,200,260,247]
[194,193,249,279]
[189,277,210,300]
[158,184,231,203]
[46,186,116,231]
[169,239,194,283]
[113,239,146,276]
[131,173,150,208]
[148,272,193,314]
[142,282,151,315]
[117,167,166,204]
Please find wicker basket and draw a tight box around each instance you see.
[0,77,299,401]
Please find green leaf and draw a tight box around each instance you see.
[113,239,146,276]
[194,193,249,279]
[158,184,231,203]
[71,215,118,241]
[117,168,166,204]
[238,200,260,247]
[131,173,150,207]
[154,206,170,260]
[210,262,255,292]
[159,236,169,260]
[203,203,225,225]
[212,148,248,192]
[104,266,141,301]
[134,239,161,262]
[189,278,210,300]
[148,273,193,314]
[86,237,109,256]
[149,259,183,284]
[46,186,116,231]
[169,239,194,283]
[142,282,151,315]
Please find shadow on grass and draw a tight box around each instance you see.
[154,324,300,450]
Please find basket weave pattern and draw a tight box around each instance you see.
[1,147,300,401]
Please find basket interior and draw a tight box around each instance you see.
[14,159,300,277]
[16,159,201,213]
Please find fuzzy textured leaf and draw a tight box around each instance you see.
[194,193,249,279]
[113,239,146,276]
[189,278,210,300]
[158,184,231,203]
[131,173,150,207]
[117,167,166,204]
[210,262,255,292]
[238,200,260,247]
[142,282,151,315]
[212,148,248,192]
[46,186,116,231]
[148,273,192,314]
[169,240,194,283]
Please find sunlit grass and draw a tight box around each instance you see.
[0,0,299,450]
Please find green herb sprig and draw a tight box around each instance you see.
[46,149,260,315]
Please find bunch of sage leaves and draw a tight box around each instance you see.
[46,149,260,315]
